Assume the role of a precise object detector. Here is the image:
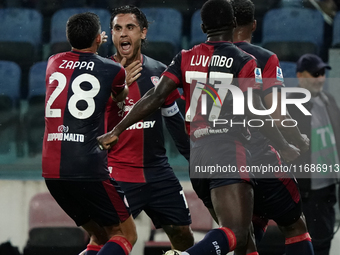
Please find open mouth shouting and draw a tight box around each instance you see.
[120,41,132,55]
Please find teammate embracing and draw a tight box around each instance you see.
[232,0,314,254]
[98,1,301,254]
[42,12,137,255]
[106,5,194,251]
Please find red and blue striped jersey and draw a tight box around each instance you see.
[106,55,180,183]
[163,41,260,142]
[234,42,283,96]
[42,50,126,179]
[235,41,284,162]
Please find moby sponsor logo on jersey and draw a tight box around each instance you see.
[126,120,156,130]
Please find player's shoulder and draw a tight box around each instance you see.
[142,54,167,72]
[48,51,68,63]
[183,43,212,55]
[216,42,256,62]
[91,54,125,75]
[249,44,277,61]
[178,43,215,62]
[235,42,277,61]
[142,54,167,68]
[95,54,121,67]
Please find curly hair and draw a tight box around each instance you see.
[201,0,235,31]
[231,0,255,26]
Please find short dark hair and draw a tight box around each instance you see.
[110,5,148,30]
[110,5,148,45]
[66,12,100,49]
[231,0,255,26]
[201,0,235,31]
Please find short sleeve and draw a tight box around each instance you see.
[111,66,126,96]
[162,51,183,86]
[238,59,262,93]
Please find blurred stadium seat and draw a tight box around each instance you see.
[262,7,324,62]
[50,8,112,58]
[24,61,47,157]
[332,12,340,47]
[60,0,87,8]
[251,0,282,44]
[0,8,42,52]
[190,9,206,47]
[0,8,43,98]
[24,192,88,255]
[189,1,282,47]
[280,61,298,87]
[140,8,183,65]
[0,61,21,155]
[139,0,190,12]
[280,0,304,8]
[144,190,212,254]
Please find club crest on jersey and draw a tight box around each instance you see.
[58,125,69,132]
[151,76,160,86]
[276,66,284,82]
[254,67,263,84]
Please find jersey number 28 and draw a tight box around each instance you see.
[46,72,100,119]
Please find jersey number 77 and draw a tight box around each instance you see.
[184,71,233,122]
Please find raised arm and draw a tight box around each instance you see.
[97,76,178,150]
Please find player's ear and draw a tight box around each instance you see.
[201,23,207,33]
[95,33,102,43]
[141,27,147,40]
[252,20,257,32]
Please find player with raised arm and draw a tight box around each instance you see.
[105,5,194,251]
[42,12,137,255]
[98,1,300,254]
[231,1,314,255]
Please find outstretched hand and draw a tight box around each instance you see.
[120,57,142,86]
[97,130,119,150]
[100,31,108,45]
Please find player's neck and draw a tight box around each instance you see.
[207,30,233,42]
[72,45,98,54]
[114,52,142,67]
[233,35,251,43]
[233,27,252,43]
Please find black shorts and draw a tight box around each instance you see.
[253,176,302,226]
[190,135,253,208]
[251,145,302,226]
[118,177,191,228]
[45,178,130,227]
